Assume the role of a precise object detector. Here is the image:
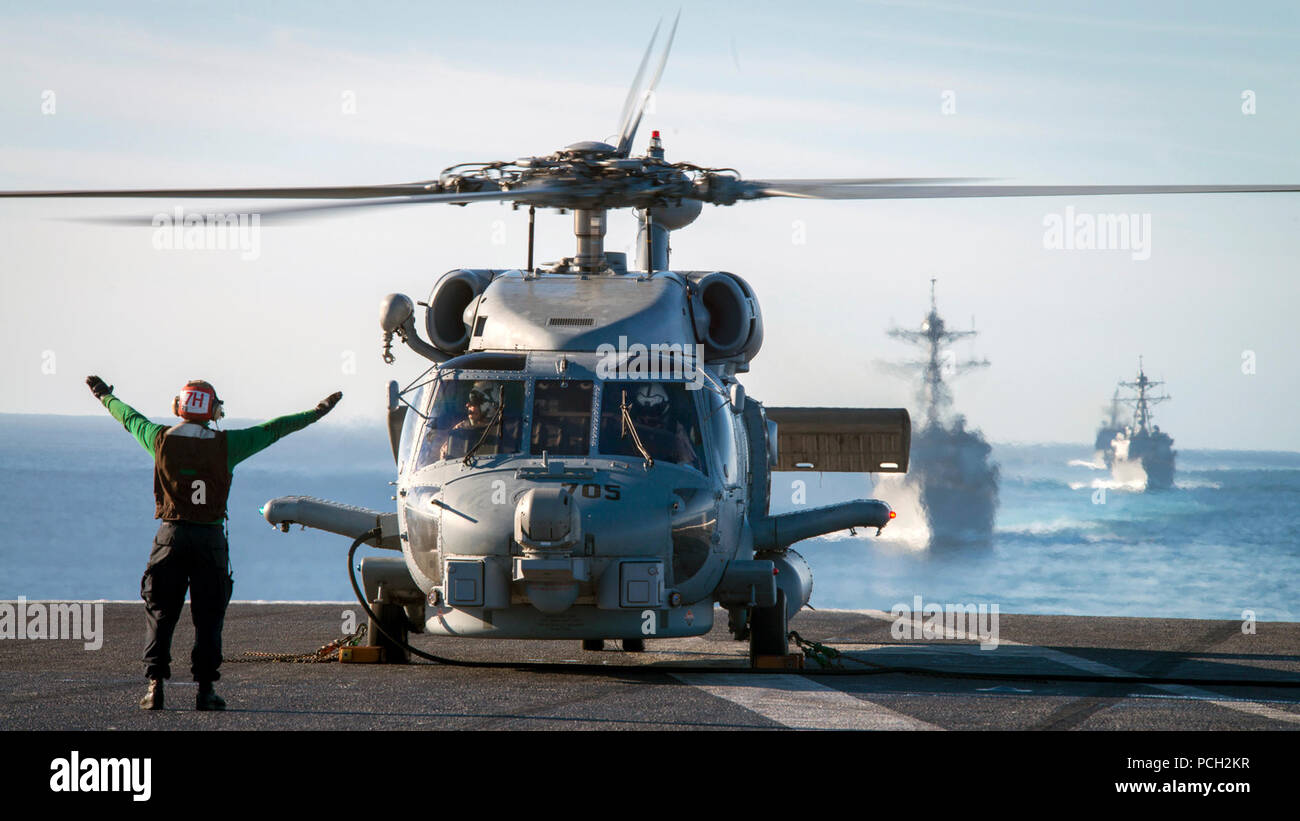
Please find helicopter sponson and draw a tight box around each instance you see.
[263,263,906,661]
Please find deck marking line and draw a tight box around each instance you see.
[671,672,942,730]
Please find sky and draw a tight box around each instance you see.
[2,0,1298,449]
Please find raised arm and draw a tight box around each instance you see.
[225,392,342,471]
[86,375,166,457]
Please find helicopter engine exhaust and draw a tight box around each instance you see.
[426,269,493,354]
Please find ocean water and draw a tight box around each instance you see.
[2,415,1297,620]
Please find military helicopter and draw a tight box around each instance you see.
[5,18,1298,663]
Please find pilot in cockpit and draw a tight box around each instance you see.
[440,381,504,460]
[627,383,698,467]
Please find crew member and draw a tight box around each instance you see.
[628,383,698,467]
[86,375,342,711]
[439,381,503,460]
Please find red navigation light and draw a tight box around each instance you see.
[889,510,897,519]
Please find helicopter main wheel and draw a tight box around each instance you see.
[748,590,789,661]
[727,607,750,641]
[368,601,410,664]
[622,638,646,653]
[582,639,605,651]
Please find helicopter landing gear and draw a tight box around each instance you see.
[727,607,750,641]
[368,601,410,664]
[582,639,605,651]
[622,638,646,653]
[748,590,789,662]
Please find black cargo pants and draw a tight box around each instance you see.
[141,521,234,682]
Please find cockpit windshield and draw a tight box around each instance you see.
[408,376,706,472]
[599,381,706,472]
[412,379,524,468]
[531,380,593,456]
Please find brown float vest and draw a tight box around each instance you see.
[152,424,231,522]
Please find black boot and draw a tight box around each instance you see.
[195,681,226,711]
[139,679,164,710]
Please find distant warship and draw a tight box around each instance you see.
[1102,358,1175,490]
[884,280,999,550]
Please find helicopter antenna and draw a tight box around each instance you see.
[526,205,536,272]
[643,209,654,273]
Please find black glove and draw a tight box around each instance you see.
[86,375,114,399]
[315,391,343,418]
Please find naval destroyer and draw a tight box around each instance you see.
[1100,358,1175,490]
[883,280,999,550]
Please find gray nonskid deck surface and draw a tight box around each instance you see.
[1,604,1297,730]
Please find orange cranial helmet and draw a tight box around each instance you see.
[173,380,224,422]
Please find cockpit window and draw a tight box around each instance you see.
[413,379,524,467]
[530,381,593,456]
[599,381,706,472]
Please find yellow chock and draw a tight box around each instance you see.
[339,646,384,663]
[752,652,804,670]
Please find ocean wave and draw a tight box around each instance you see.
[1173,478,1223,489]
[998,517,1102,537]
[1067,477,1146,491]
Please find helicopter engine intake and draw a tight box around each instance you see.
[686,272,764,366]
[426,269,493,354]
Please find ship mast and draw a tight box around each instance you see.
[885,278,989,428]
[1117,355,1170,435]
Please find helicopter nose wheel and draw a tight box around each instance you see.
[621,638,646,653]
[582,639,605,651]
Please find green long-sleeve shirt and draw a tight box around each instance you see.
[100,394,320,473]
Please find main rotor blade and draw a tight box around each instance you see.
[615,19,662,147]
[741,180,1300,201]
[616,9,680,157]
[52,185,570,226]
[0,183,439,200]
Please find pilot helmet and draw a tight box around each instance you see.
[466,381,499,416]
[631,383,670,425]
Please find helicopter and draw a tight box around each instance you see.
[4,17,1298,664]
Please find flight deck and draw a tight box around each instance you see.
[3,604,1297,731]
